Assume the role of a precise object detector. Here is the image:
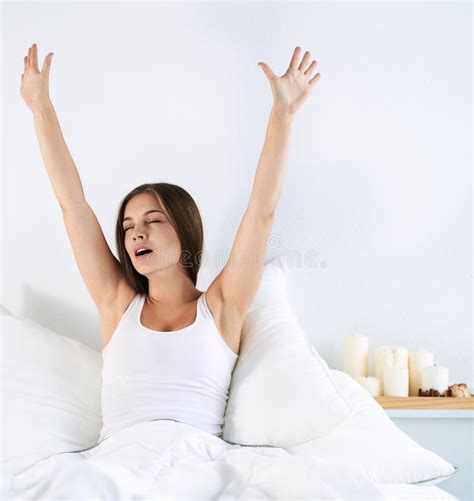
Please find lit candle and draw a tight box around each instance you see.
[422,365,449,393]
[383,367,409,397]
[342,333,368,378]
[355,376,382,396]
[408,349,434,396]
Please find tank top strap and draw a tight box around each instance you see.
[199,291,213,320]
[102,293,142,352]
[125,293,144,322]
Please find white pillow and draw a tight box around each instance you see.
[1,304,103,478]
[221,257,354,447]
[285,368,459,486]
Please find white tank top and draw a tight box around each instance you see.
[99,291,239,443]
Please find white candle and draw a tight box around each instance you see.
[343,334,368,378]
[374,346,408,393]
[374,346,392,381]
[422,365,449,393]
[392,347,408,367]
[408,349,435,396]
[355,376,382,396]
[383,367,409,397]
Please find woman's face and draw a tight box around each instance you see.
[122,192,182,274]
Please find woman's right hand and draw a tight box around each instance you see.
[20,43,54,112]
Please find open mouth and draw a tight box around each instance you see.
[135,249,153,259]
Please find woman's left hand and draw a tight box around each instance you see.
[258,46,321,117]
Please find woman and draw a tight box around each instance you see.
[20,44,321,440]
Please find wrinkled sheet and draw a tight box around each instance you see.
[3,419,390,500]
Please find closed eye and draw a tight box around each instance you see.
[124,221,161,232]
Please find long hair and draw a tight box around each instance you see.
[115,183,204,295]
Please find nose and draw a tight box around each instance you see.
[133,234,145,241]
[132,227,148,241]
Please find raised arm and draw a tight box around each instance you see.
[21,45,85,208]
[19,44,129,318]
[208,47,321,318]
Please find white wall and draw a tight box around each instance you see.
[2,2,472,389]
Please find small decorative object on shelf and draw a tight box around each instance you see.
[449,383,472,397]
[341,337,471,408]
[418,383,471,398]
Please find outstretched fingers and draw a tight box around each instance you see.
[304,60,318,77]
[309,72,321,87]
[31,44,39,71]
[298,51,311,72]
[305,60,317,74]
[287,46,302,73]
[41,52,53,74]
[26,44,38,72]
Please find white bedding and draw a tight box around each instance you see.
[1,263,460,500]
[375,483,457,500]
[2,419,457,500]
[1,419,390,500]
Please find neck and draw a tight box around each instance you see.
[145,265,201,307]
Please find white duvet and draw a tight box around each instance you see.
[3,419,390,500]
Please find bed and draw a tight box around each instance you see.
[1,259,459,499]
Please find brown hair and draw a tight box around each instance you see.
[115,183,204,296]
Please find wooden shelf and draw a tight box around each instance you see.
[374,395,474,409]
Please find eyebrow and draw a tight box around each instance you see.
[122,210,164,223]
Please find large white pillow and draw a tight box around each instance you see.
[285,368,459,486]
[1,304,103,478]
[221,257,354,447]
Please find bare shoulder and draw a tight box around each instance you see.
[204,283,243,356]
[100,279,137,349]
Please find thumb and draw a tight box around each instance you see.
[41,52,53,74]
[257,62,276,81]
